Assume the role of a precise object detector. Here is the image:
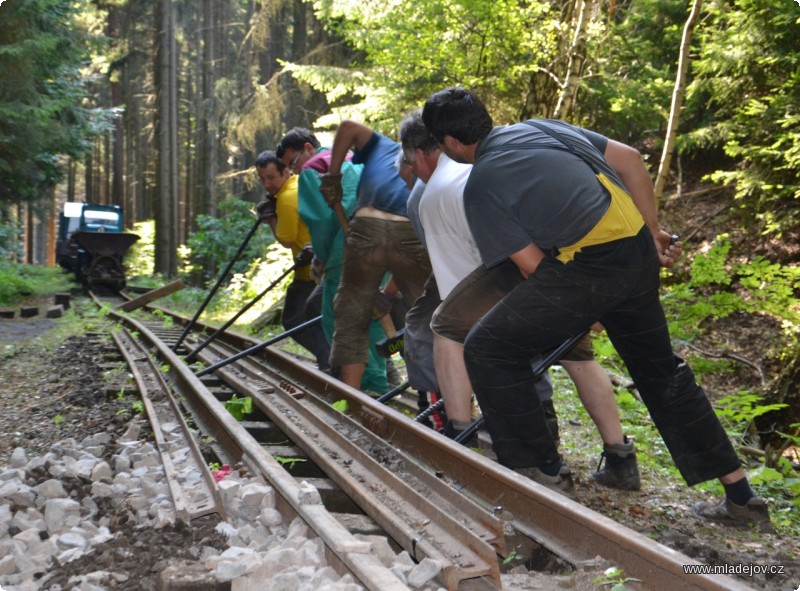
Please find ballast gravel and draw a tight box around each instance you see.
[0,417,452,591]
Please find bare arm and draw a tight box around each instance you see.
[509,243,547,279]
[327,120,375,176]
[603,139,681,267]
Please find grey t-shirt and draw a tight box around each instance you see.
[464,120,612,268]
[406,178,428,248]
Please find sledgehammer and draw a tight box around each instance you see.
[376,327,405,358]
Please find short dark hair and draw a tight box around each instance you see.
[399,109,439,156]
[422,86,493,145]
[276,127,320,158]
[255,150,285,171]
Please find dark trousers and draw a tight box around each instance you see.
[283,278,331,371]
[403,274,440,392]
[463,228,740,485]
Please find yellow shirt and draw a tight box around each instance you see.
[556,172,644,263]
[275,175,313,281]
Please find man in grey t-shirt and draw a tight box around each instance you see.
[420,86,770,529]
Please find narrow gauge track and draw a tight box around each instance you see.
[92,289,754,591]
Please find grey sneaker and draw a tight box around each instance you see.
[692,497,772,531]
[515,465,575,495]
[591,439,641,491]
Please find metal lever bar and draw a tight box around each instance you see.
[173,218,263,351]
[195,315,322,377]
[453,331,589,445]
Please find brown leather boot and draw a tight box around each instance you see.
[591,437,641,491]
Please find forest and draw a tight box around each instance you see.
[0,0,798,500]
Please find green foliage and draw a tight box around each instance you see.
[118,198,293,331]
[274,456,306,470]
[661,235,800,344]
[331,399,349,413]
[223,243,294,312]
[0,264,72,306]
[0,0,113,205]
[579,0,683,140]
[126,220,156,280]
[687,0,800,236]
[592,566,642,590]
[155,240,293,331]
[224,394,253,421]
[151,308,174,329]
[0,218,22,263]
[186,198,275,283]
[714,391,787,439]
[0,265,33,306]
[711,391,798,521]
[501,548,521,565]
[53,414,64,426]
[304,0,564,126]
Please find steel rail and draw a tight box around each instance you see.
[141,304,755,591]
[111,327,224,523]
[178,317,754,591]
[104,308,413,591]
[194,338,503,590]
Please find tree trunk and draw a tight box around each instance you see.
[47,189,56,266]
[198,0,218,221]
[654,0,703,201]
[554,0,593,120]
[108,4,124,208]
[84,147,94,203]
[154,0,179,277]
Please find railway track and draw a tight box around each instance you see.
[91,288,755,591]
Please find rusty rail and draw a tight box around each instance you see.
[114,302,756,591]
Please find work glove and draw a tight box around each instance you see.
[295,244,314,267]
[318,173,343,207]
[256,195,277,221]
[372,289,400,319]
[310,256,325,285]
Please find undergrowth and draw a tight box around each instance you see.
[581,232,800,538]
[0,264,72,306]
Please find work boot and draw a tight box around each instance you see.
[591,438,641,491]
[541,398,559,443]
[692,497,772,531]
[514,464,575,496]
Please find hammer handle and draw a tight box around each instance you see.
[333,201,350,236]
[379,314,397,339]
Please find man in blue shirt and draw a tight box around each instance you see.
[319,120,431,390]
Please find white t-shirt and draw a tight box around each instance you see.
[418,154,480,299]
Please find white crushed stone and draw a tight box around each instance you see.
[0,420,453,591]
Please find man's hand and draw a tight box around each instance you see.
[310,255,325,284]
[653,230,682,268]
[372,289,400,319]
[319,173,343,207]
[256,196,277,222]
[295,244,314,267]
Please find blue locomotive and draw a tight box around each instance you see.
[56,202,139,291]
